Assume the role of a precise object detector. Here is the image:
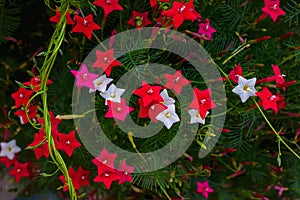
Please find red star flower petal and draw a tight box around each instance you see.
[164,70,190,94]
[92,148,117,173]
[272,64,285,84]
[92,49,121,77]
[23,76,52,92]
[128,11,152,29]
[229,63,243,83]
[116,161,134,184]
[189,88,216,119]
[93,165,119,189]
[72,14,100,40]
[27,129,51,159]
[14,105,38,125]
[105,98,134,121]
[9,161,30,182]
[133,82,163,107]
[256,87,280,114]
[162,1,197,28]
[59,166,90,191]
[56,130,82,157]
[49,8,74,25]
[11,88,34,109]
[262,0,286,22]
[0,156,16,168]
[93,0,123,16]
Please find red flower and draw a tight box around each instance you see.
[164,70,190,94]
[256,87,280,113]
[59,166,90,191]
[262,0,286,22]
[93,0,123,16]
[49,8,74,25]
[92,49,121,76]
[105,98,134,121]
[9,161,30,182]
[116,161,134,184]
[56,130,82,157]
[133,82,163,107]
[37,111,61,130]
[14,105,38,125]
[229,63,243,83]
[128,11,152,29]
[27,129,50,159]
[93,165,119,189]
[162,1,197,28]
[189,88,216,119]
[0,156,16,168]
[23,76,52,91]
[92,148,117,173]
[11,88,34,109]
[196,181,214,199]
[72,14,100,40]
[272,64,285,84]
[138,99,167,122]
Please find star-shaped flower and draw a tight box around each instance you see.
[0,139,21,160]
[70,64,99,90]
[49,8,74,25]
[93,0,123,16]
[93,165,119,189]
[162,1,197,28]
[27,129,51,159]
[105,98,134,121]
[262,0,286,22]
[196,181,214,199]
[59,166,90,191]
[9,161,30,182]
[272,64,285,84]
[14,105,38,125]
[92,148,117,173]
[229,63,243,83]
[232,76,257,103]
[189,88,216,119]
[274,185,288,197]
[100,84,125,105]
[188,109,208,124]
[11,88,34,109]
[89,74,113,93]
[164,70,190,95]
[56,131,82,157]
[92,49,121,76]
[256,87,280,113]
[128,11,152,29]
[23,76,52,91]
[198,18,216,40]
[72,14,100,40]
[116,161,134,184]
[160,89,175,106]
[156,104,180,129]
[133,82,163,107]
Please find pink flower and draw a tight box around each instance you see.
[92,148,117,173]
[274,185,288,197]
[164,70,190,94]
[262,0,286,22]
[105,98,134,121]
[196,181,214,199]
[198,19,216,40]
[70,64,98,89]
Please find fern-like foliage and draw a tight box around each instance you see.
[0,0,21,44]
[282,0,300,27]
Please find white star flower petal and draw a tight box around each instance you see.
[100,84,125,105]
[156,104,180,129]
[188,109,208,124]
[160,89,175,106]
[89,74,113,93]
[232,76,257,103]
[0,139,21,160]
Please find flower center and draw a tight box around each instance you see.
[83,19,88,26]
[82,73,88,80]
[19,93,24,98]
[279,74,286,78]
[110,93,116,98]
[269,95,277,101]
[66,140,70,145]
[7,146,12,152]
[196,113,201,118]
[200,99,206,104]
[103,57,109,63]
[34,78,40,83]
[243,85,249,91]
[150,105,155,110]
[117,107,122,112]
[104,173,109,177]
[147,88,154,94]
[165,112,171,118]
[178,6,186,13]
[103,160,107,164]
[17,169,21,173]
[106,0,112,4]
[97,80,103,85]
[270,4,278,10]
[205,24,209,30]
[81,176,85,180]
[174,77,180,83]
[124,171,128,175]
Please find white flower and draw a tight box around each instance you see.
[160,89,175,106]
[156,104,180,129]
[188,109,208,124]
[100,84,125,105]
[232,76,257,103]
[0,139,21,160]
[89,75,113,93]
